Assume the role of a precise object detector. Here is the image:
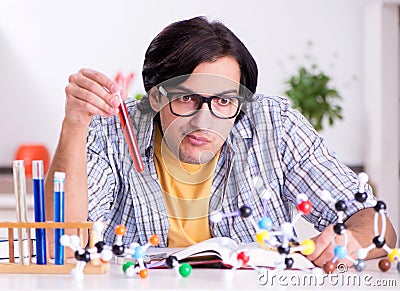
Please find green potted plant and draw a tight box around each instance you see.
[284,64,343,131]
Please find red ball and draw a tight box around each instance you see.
[378,259,391,272]
[297,200,312,215]
[237,251,250,266]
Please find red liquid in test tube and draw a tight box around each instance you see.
[117,92,144,172]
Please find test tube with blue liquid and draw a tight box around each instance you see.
[54,171,65,265]
[32,160,47,264]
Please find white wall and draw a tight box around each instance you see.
[364,0,400,241]
[0,0,373,167]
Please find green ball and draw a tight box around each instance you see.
[179,263,192,277]
[122,261,135,273]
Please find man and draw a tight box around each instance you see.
[45,16,396,267]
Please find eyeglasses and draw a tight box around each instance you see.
[158,86,243,119]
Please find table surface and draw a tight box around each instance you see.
[0,258,398,290]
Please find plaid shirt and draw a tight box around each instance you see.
[86,94,374,246]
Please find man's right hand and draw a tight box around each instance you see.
[64,68,127,129]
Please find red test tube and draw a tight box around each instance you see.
[117,91,144,172]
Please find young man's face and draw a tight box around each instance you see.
[152,56,241,164]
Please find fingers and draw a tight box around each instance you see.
[66,82,118,117]
[65,68,128,121]
[307,225,362,268]
[307,225,333,265]
[80,68,129,100]
[80,68,119,94]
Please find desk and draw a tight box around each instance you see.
[0,259,398,290]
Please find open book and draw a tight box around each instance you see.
[146,237,315,270]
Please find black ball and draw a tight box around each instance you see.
[333,223,346,235]
[277,246,290,255]
[166,256,178,268]
[239,205,252,218]
[335,200,347,212]
[112,244,125,256]
[95,241,106,253]
[373,201,387,212]
[372,236,385,248]
[285,257,294,269]
[354,192,367,203]
[75,250,91,263]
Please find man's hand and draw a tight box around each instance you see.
[306,208,397,268]
[306,224,362,267]
[64,68,127,129]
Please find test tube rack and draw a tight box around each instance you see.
[0,221,109,274]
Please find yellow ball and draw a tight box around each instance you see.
[387,249,400,263]
[255,230,270,244]
[300,239,315,255]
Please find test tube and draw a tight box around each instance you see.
[54,171,65,265]
[117,91,145,172]
[32,160,47,264]
[13,160,30,265]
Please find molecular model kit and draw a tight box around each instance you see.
[320,173,400,274]
[63,172,399,280]
[61,222,193,281]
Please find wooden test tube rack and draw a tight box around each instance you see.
[0,221,109,274]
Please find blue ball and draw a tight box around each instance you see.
[133,246,146,259]
[334,246,347,259]
[258,217,273,230]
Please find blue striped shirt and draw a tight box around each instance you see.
[86,94,375,246]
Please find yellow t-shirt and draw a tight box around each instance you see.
[154,127,220,247]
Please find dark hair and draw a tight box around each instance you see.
[138,16,258,117]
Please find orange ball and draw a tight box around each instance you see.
[149,235,160,246]
[138,269,149,278]
[115,225,126,236]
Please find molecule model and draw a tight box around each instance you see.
[210,177,316,271]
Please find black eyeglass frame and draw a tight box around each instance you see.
[158,86,244,119]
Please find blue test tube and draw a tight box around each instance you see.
[32,160,47,265]
[54,171,65,265]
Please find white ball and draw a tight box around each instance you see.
[357,248,369,259]
[101,249,113,262]
[358,172,369,184]
[125,265,136,278]
[319,190,332,202]
[296,193,308,204]
[69,235,81,249]
[210,212,223,223]
[60,235,70,247]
